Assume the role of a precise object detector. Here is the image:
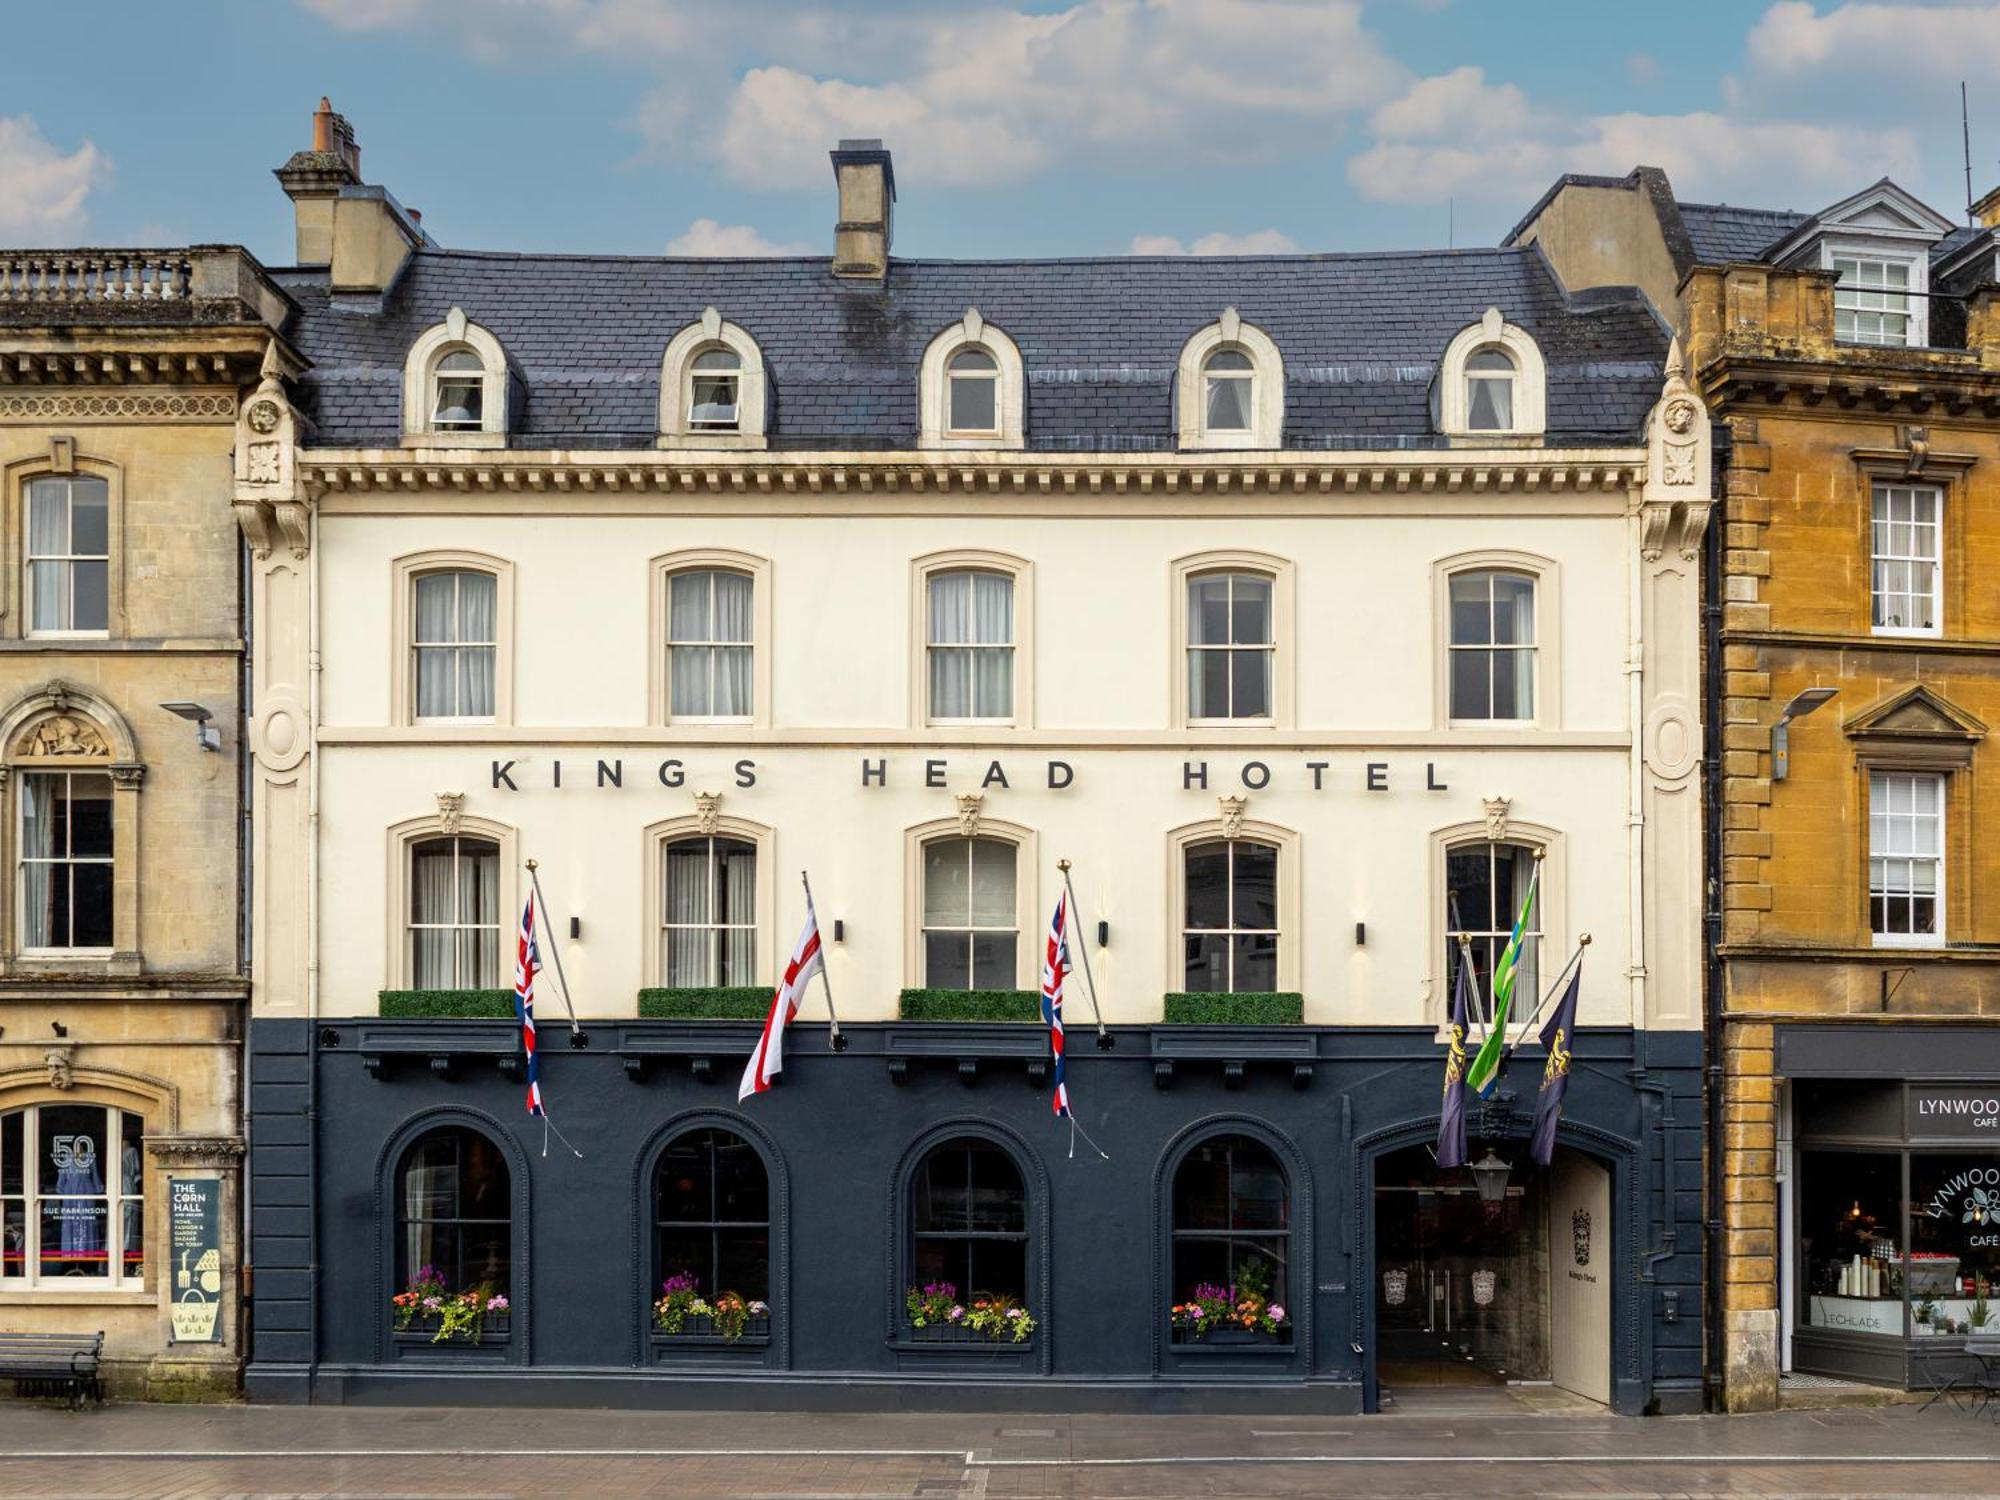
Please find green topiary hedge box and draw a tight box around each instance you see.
[1161,992,1304,1024]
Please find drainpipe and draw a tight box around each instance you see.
[1626,500,1647,1029]
[1700,423,1729,1411]
[305,502,323,1385]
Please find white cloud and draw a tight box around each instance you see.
[665,217,812,256]
[1129,228,1301,254]
[1747,1,2000,76]
[711,0,1405,188]
[1348,66,1910,207]
[0,115,107,238]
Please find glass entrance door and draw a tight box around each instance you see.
[1374,1143,1548,1390]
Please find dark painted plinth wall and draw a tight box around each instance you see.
[246,1018,1700,1414]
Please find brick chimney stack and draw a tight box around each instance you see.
[830,139,895,279]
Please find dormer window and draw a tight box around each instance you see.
[919,311,1025,450]
[1177,310,1283,450]
[660,310,768,450]
[947,347,999,435]
[430,350,485,431]
[688,349,742,430]
[1833,255,1912,346]
[402,309,510,448]
[1464,348,1517,431]
[1203,349,1254,433]
[1437,308,1545,440]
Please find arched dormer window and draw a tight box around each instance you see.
[919,310,1024,450]
[402,308,510,448]
[1437,307,1546,439]
[659,308,769,450]
[1176,308,1283,450]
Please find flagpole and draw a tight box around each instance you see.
[801,870,847,1052]
[1508,933,1591,1054]
[1057,860,1110,1048]
[525,859,581,1036]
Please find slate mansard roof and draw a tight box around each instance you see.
[1674,202,1810,266]
[272,245,1668,453]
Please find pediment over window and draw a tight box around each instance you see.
[1844,684,1985,768]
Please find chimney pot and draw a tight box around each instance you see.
[830,139,895,280]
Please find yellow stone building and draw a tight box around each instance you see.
[0,248,294,1395]
[1518,169,2000,1409]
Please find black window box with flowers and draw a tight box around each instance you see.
[1169,1322,1293,1350]
[890,1321,1038,1372]
[390,1310,512,1362]
[649,1311,774,1366]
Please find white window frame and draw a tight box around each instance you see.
[410,569,500,724]
[663,567,756,724]
[911,550,1034,729]
[0,1102,146,1290]
[686,349,742,432]
[1176,309,1284,451]
[1164,819,1300,997]
[643,813,775,989]
[1827,246,1923,348]
[918,310,1025,450]
[401,308,510,447]
[924,569,1016,725]
[1432,549,1560,731]
[945,347,1001,438]
[1869,482,1942,638]
[658,832,760,989]
[1169,550,1293,729]
[1178,836,1282,995]
[1869,769,1945,949]
[658,309,769,450]
[1444,839,1545,1025]
[902,816,1037,991]
[16,768,114,956]
[391,551,515,728]
[22,474,110,639]
[919,834,1022,991]
[1184,570,1277,726]
[1436,308,1546,439]
[1445,568,1539,726]
[405,832,505,990]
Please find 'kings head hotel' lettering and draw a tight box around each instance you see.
[491,757,1451,793]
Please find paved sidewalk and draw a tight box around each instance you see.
[1,1398,1997,1498]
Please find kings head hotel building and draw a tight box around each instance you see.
[1,100,1736,1414]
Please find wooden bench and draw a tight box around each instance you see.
[0,1331,104,1406]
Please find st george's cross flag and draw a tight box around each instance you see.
[739,892,827,1101]
[513,889,545,1119]
[1040,888,1074,1119]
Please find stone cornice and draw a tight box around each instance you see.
[1697,352,2000,419]
[297,446,1648,501]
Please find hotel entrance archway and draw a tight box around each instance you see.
[1369,1140,1611,1407]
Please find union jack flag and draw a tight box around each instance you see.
[514,889,544,1117]
[1040,889,1072,1119]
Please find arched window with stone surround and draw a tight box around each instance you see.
[401,309,512,447]
[918,311,1025,450]
[658,309,770,449]
[1176,310,1284,450]
[0,684,141,966]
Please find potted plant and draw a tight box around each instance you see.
[390,1264,510,1344]
[904,1280,1036,1343]
[652,1272,770,1341]
[1916,1296,1938,1332]
[1170,1259,1290,1345]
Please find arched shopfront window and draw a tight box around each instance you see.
[1,1103,145,1286]
[910,1136,1027,1304]
[1170,1132,1291,1338]
[653,1127,770,1303]
[394,1125,511,1297]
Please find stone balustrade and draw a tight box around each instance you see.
[0,252,195,305]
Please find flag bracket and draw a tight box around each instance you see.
[1026,1059,1049,1088]
[1291,1061,1314,1091]
[887,1057,911,1086]
[1222,1060,1246,1090]
[1152,1060,1175,1089]
[956,1058,981,1087]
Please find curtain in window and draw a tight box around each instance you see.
[669,571,713,717]
[928,571,973,718]
[714,572,753,716]
[410,841,455,988]
[970,572,1012,716]
[457,573,497,719]
[462,840,499,986]
[928,571,1012,719]
[721,837,756,983]
[414,574,458,717]
[664,838,711,986]
[18,773,53,949]
[26,482,69,633]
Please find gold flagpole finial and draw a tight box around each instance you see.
[1057,857,1072,872]
[1580,932,1593,946]
[525,857,538,871]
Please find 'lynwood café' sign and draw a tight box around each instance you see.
[487,755,1457,794]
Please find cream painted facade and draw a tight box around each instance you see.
[0,247,294,1396]
[248,431,1709,1032]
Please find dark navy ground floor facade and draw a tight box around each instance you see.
[245,1018,1701,1414]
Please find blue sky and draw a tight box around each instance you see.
[4,1,1999,262]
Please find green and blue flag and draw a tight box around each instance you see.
[1465,858,1539,1099]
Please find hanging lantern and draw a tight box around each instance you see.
[1471,1149,1512,1204]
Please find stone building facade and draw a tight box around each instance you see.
[1519,169,2000,1411]
[0,246,294,1394]
[240,116,1707,1413]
